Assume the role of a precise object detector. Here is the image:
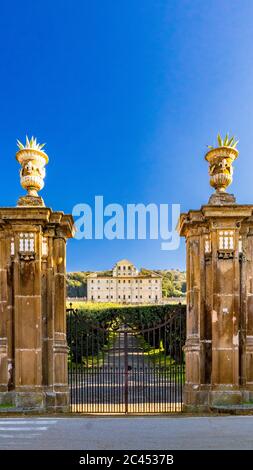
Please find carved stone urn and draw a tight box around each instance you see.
[205,146,238,204]
[16,136,49,206]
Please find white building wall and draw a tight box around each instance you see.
[87,270,162,303]
[87,260,162,303]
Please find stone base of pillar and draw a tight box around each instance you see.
[45,390,69,412]
[15,391,45,410]
[241,389,253,402]
[0,391,15,406]
[209,390,242,406]
[183,386,211,412]
[0,389,69,412]
[184,384,247,411]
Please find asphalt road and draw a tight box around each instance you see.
[0,416,253,450]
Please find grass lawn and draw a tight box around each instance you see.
[67,300,185,310]
[67,301,124,310]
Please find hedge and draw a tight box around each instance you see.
[67,304,186,365]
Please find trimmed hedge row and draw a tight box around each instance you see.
[67,303,185,328]
[67,304,186,365]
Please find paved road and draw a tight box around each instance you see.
[0,416,253,450]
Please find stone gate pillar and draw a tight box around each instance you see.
[178,140,253,410]
[0,137,74,411]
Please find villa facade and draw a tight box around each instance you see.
[87,259,162,303]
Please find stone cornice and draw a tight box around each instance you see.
[177,204,253,236]
[0,207,75,239]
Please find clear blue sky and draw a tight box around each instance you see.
[1,0,253,272]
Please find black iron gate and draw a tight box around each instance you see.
[67,306,186,413]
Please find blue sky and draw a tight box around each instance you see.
[1,1,253,271]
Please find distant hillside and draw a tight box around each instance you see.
[67,269,186,298]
